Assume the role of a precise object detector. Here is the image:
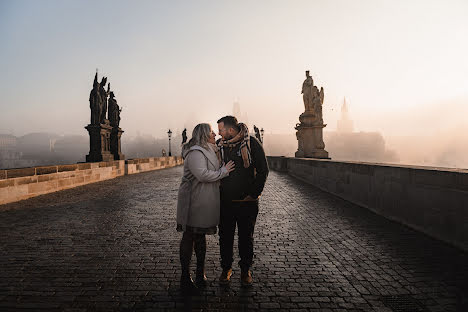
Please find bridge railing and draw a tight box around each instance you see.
[0,156,183,206]
[268,156,468,252]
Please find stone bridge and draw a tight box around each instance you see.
[0,164,467,311]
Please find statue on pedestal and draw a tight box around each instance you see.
[301,71,325,124]
[295,70,329,159]
[86,72,124,162]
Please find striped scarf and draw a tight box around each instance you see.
[217,123,252,168]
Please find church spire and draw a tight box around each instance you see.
[337,97,354,133]
[342,97,348,113]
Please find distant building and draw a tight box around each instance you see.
[0,134,24,169]
[337,97,354,133]
[321,97,399,162]
[324,131,399,163]
[0,132,88,169]
[0,134,17,149]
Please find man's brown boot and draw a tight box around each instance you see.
[218,268,233,285]
[241,270,253,287]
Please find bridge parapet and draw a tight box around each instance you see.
[0,156,183,206]
[268,156,468,252]
[125,156,183,175]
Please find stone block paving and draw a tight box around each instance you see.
[0,166,467,311]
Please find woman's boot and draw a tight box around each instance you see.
[194,234,208,288]
[180,232,198,294]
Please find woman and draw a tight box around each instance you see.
[176,123,235,293]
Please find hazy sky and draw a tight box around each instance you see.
[1,0,467,138]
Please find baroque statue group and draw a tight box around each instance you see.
[295,70,329,159]
[85,72,125,162]
[89,74,122,127]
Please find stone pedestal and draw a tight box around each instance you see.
[295,112,330,159]
[110,127,125,160]
[85,121,114,162]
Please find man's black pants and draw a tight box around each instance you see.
[219,200,259,271]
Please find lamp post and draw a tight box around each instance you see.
[167,129,172,156]
[260,128,264,144]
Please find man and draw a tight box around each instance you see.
[217,116,269,286]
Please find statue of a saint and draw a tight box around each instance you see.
[301,71,314,112]
[253,125,262,143]
[98,78,109,123]
[89,73,102,124]
[108,91,122,127]
[181,128,187,145]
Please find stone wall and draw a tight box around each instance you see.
[0,157,183,206]
[125,157,183,175]
[268,156,468,252]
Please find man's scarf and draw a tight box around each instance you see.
[217,123,252,168]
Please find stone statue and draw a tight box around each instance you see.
[301,70,314,112]
[295,70,328,158]
[310,86,324,124]
[108,91,122,128]
[253,125,262,143]
[300,70,325,124]
[89,73,102,124]
[181,128,187,145]
[98,78,109,123]
[317,86,324,123]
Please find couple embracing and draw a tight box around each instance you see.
[176,116,269,293]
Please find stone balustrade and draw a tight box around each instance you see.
[0,157,183,206]
[268,156,468,252]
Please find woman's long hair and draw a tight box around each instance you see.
[182,123,212,152]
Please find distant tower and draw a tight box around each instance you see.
[49,139,57,152]
[337,97,354,133]
[233,100,241,119]
[232,99,249,126]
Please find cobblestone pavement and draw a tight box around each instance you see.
[0,166,467,312]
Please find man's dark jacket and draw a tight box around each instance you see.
[218,136,269,202]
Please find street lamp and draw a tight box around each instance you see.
[260,128,264,143]
[167,129,172,156]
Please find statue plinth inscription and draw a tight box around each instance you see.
[295,70,329,159]
[86,72,125,162]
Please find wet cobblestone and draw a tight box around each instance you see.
[0,166,467,311]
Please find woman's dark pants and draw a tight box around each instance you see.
[180,231,206,277]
